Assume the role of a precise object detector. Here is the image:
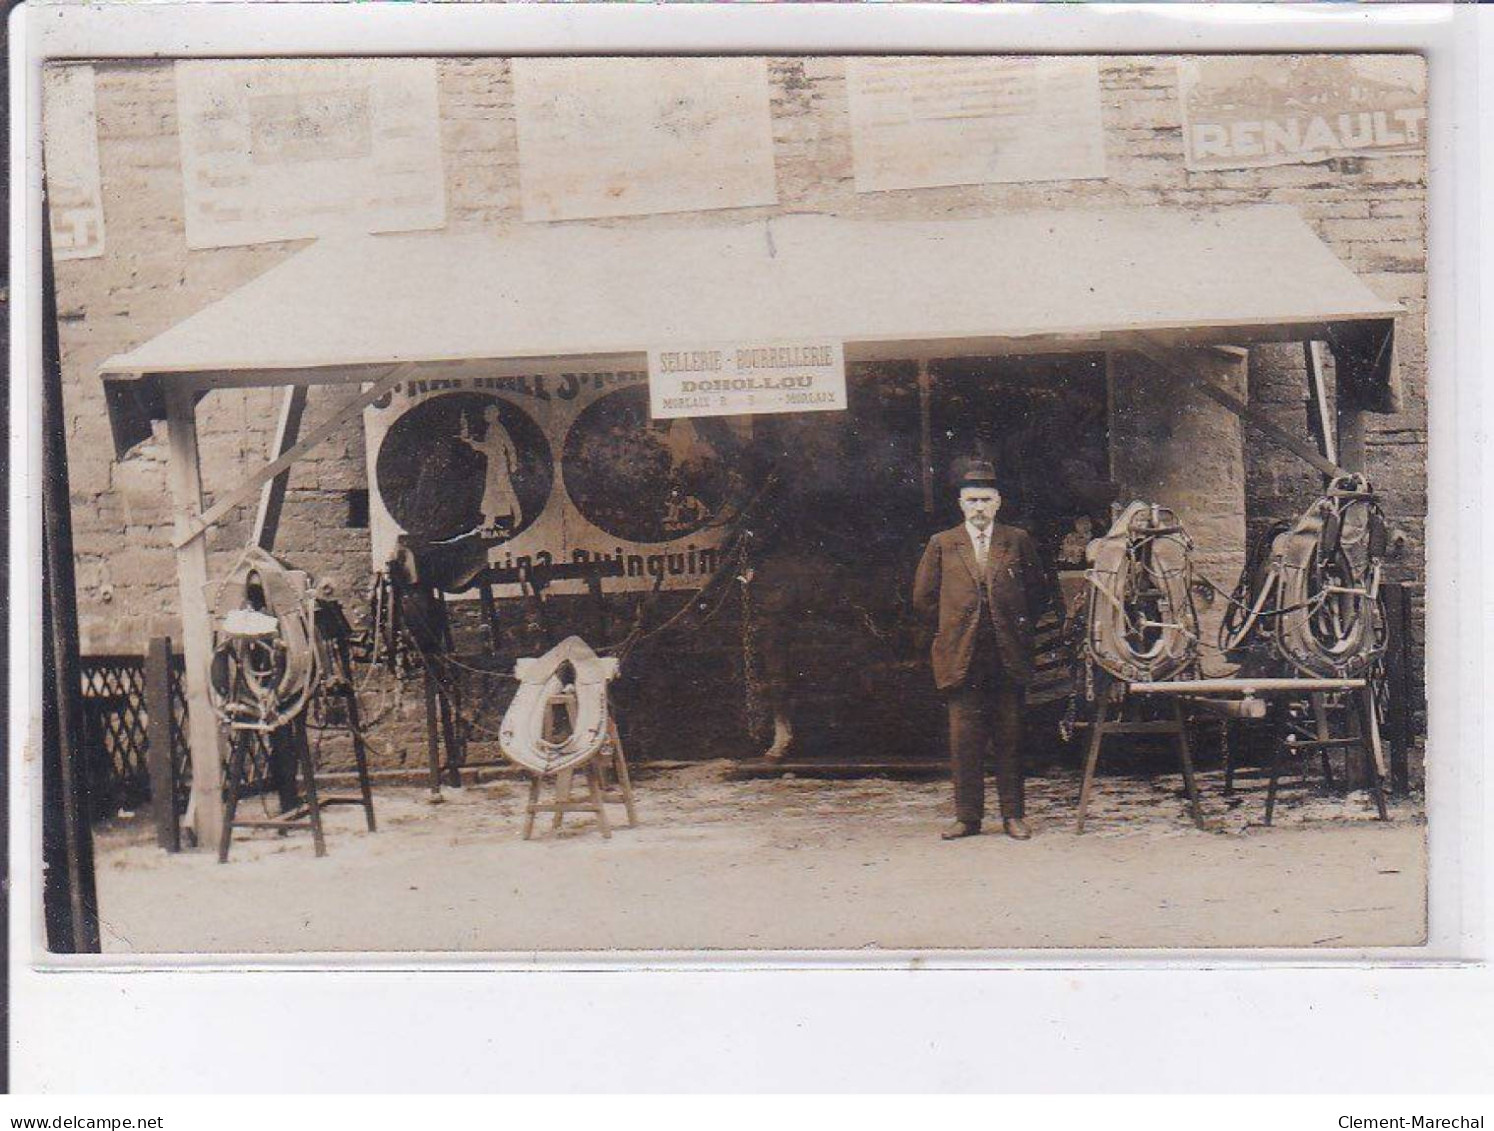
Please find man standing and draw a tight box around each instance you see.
[913,461,1051,840]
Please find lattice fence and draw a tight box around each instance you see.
[78,654,190,821]
[168,658,192,814]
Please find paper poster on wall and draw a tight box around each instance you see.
[1179,56,1427,172]
[365,366,753,595]
[175,59,446,249]
[42,64,106,260]
[846,57,1107,193]
[512,57,778,222]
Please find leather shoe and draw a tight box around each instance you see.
[941,821,981,840]
[1003,817,1032,840]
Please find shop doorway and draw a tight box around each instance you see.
[929,353,1113,573]
[742,353,1112,765]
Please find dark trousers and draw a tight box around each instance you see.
[946,631,1025,824]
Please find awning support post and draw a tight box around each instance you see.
[1304,341,1338,482]
[1337,386,1367,476]
[164,385,227,849]
[251,385,310,552]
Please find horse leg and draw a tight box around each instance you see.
[764,711,795,762]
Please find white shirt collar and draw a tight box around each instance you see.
[966,521,991,549]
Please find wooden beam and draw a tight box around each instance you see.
[1129,677,1366,695]
[917,358,934,516]
[143,636,181,852]
[173,364,409,549]
[1383,582,1414,795]
[1304,340,1338,469]
[164,384,227,849]
[251,385,309,552]
[1337,385,1366,475]
[1131,336,1345,480]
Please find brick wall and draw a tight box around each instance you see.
[52,56,1429,724]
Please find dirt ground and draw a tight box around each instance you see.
[90,762,1426,955]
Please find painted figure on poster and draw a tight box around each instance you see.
[458,405,523,537]
[658,419,716,534]
[913,461,1052,841]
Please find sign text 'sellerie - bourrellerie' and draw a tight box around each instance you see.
[649,341,847,419]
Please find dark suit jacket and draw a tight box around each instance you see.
[912,522,1050,690]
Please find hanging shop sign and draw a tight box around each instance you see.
[175,59,446,249]
[1178,56,1427,172]
[364,366,753,595]
[512,57,778,222]
[42,64,106,260]
[647,341,847,420]
[845,56,1106,193]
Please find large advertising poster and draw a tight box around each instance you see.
[364,365,753,595]
[512,57,778,222]
[845,56,1106,193]
[175,59,446,249]
[1178,55,1427,172]
[42,64,106,260]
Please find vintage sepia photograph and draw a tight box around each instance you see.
[37,51,1430,955]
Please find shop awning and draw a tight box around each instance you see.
[99,205,1401,457]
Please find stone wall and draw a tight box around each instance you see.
[1109,351,1248,665]
[52,56,1429,707]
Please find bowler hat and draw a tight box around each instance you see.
[956,458,1000,490]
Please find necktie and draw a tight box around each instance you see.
[975,532,989,569]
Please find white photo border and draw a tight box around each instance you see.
[9,0,1490,1092]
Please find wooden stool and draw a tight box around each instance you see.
[1075,683,1205,834]
[522,691,637,840]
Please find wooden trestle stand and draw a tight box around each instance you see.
[1261,686,1389,825]
[218,682,377,863]
[1075,682,1205,834]
[522,689,638,841]
[1074,676,1390,834]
